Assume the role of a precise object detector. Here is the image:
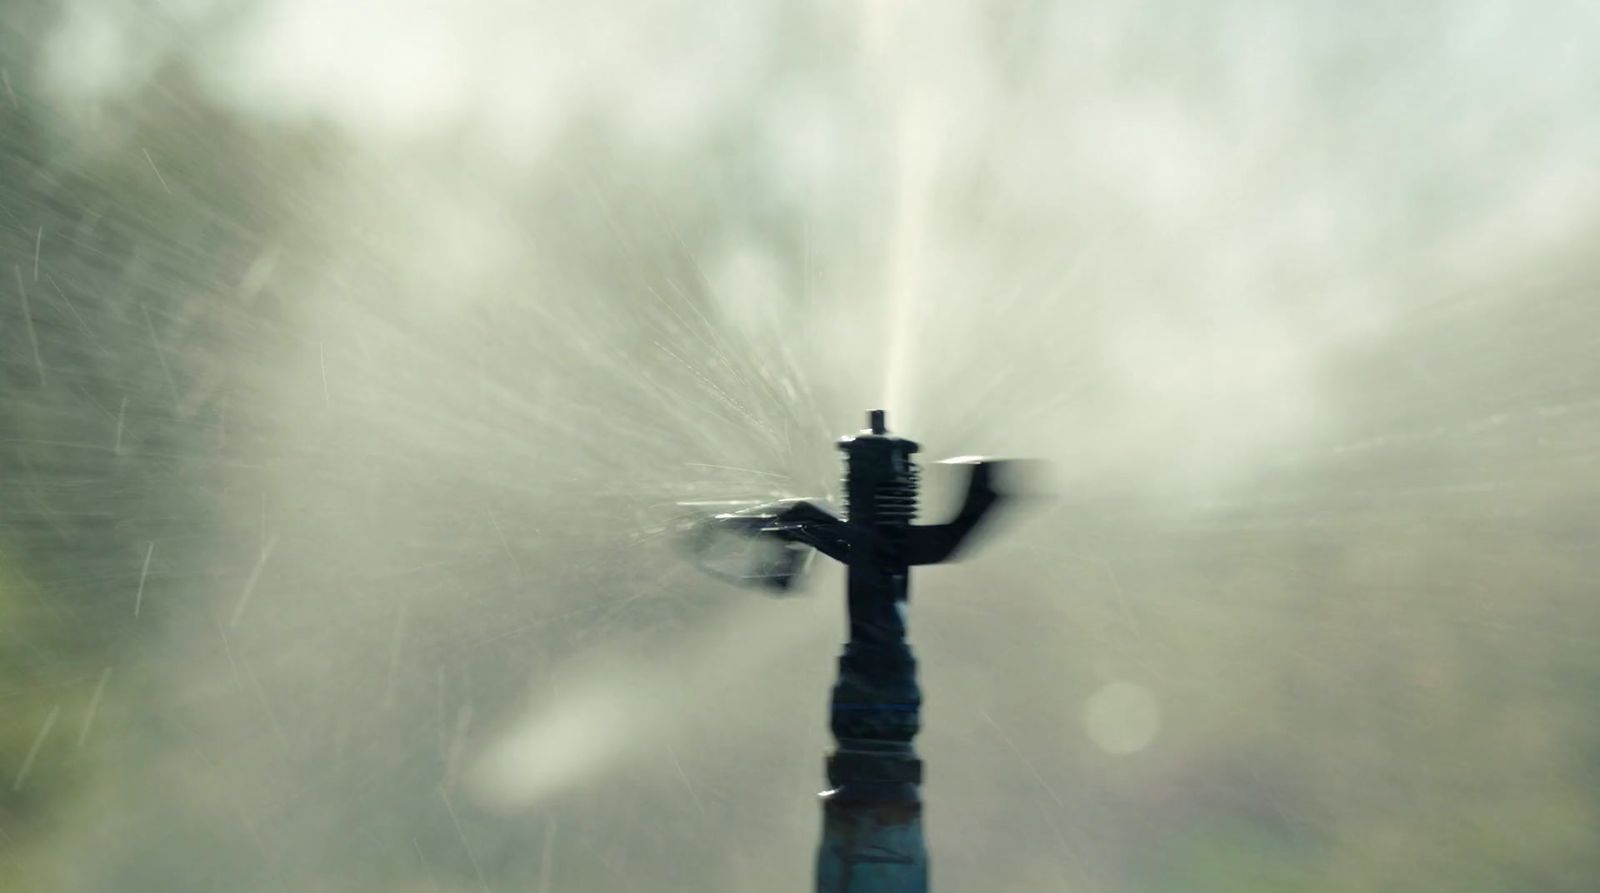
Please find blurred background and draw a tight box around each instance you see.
[2,1,1599,890]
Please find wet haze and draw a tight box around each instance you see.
[3,1,1599,891]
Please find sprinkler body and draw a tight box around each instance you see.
[818,410,929,892]
[683,410,1011,892]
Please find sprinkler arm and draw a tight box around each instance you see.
[905,458,1003,565]
[689,459,1011,587]
[698,498,852,565]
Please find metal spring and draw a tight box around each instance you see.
[876,463,919,525]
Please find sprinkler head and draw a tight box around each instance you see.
[681,410,1017,590]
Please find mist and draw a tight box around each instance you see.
[3,1,1599,890]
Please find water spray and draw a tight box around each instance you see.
[684,410,1018,892]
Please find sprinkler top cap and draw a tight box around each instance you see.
[839,409,918,452]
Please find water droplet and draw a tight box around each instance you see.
[1082,681,1161,755]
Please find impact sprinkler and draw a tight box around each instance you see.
[683,409,1017,893]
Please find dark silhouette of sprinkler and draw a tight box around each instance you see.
[684,409,1017,893]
